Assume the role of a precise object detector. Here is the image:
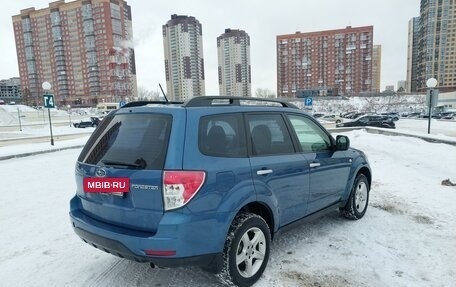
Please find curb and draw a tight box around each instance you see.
[0,145,85,161]
[328,127,456,146]
[0,132,92,144]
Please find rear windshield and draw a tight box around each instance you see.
[78,113,172,170]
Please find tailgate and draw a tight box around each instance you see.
[74,112,173,232]
[76,164,163,232]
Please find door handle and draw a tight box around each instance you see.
[257,169,273,175]
[309,162,321,168]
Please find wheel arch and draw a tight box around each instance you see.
[342,164,372,205]
[357,166,372,188]
[237,201,275,240]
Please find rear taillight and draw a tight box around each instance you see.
[163,171,206,211]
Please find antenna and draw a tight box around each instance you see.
[159,83,169,103]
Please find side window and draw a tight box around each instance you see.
[247,114,295,156]
[199,114,246,157]
[359,116,369,124]
[287,114,332,153]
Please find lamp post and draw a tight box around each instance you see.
[426,78,437,134]
[42,81,54,145]
[17,107,22,131]
[67,104,72,127]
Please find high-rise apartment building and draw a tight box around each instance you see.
[415,0,455,92]
[217,29,251,97]
[12,0,137,107]
[372,44,382,93]
[163,14,205,101]
[0,77,21,104]
[406,17,421,93]
[277,26,374,97]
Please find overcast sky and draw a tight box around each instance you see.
[1,0,420,95]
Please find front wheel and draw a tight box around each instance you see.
[340,174,369,220]
[218,213,271,287]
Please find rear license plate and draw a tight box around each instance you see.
[84,178,130,193]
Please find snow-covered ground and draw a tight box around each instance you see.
[0,128,455,286]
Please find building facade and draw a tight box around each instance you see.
[372,44,382,93]
[397,80,407,92]
[217,29,251,97]
[385,85,395,92]
[406,17,421,93]
[277,26,374,98]
[163,14,205,101]
[415,0,455,92]
[12,0,137,107]
[0,78,21,104]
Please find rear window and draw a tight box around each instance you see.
[78,114,172,170]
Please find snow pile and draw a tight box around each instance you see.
[307,94,427,114]
[0,108,16,125]
[0,104,37,113]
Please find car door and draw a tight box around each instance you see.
[247,113,310,227]
[286,114,352,215]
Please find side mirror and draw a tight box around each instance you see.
[336,135,350,151]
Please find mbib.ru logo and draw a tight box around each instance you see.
[83,178,130,193]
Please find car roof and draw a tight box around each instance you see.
[118,96,303,114]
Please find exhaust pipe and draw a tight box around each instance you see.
[149,262,169,270]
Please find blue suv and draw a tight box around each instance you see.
[70,96,371,287]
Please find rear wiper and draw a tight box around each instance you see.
[101,158,146,169]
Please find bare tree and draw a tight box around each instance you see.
[21,88,31,106]
[255,88,276,98]
[137,86,160,101]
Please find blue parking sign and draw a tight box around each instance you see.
[304,97,313,106]
[119,101,126,107]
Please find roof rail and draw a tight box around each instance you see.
[120,100,184,108]
[184,96,298,109]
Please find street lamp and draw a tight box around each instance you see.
[67,104,72,127]
[42,81,54,145]
[17,107,22,131]
[426,78,437,134]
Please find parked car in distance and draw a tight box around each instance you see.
[380,112,399,121]
[336,114,395,129]
[442,113,455,120]
[70,96,371,287]
[406,112,422,118]
[318,114,343,123]
[312,113,325,118]
[73,116,100,128]
[347,112,367,119]
[433,112,455,120]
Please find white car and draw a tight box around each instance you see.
[318,114,343,124]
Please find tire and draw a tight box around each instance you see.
[336,120,341,124]
[217,213,271,287]
[340,174,369,220]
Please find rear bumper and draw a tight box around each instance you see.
[72,226,223,271]
[69,196,230,272]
